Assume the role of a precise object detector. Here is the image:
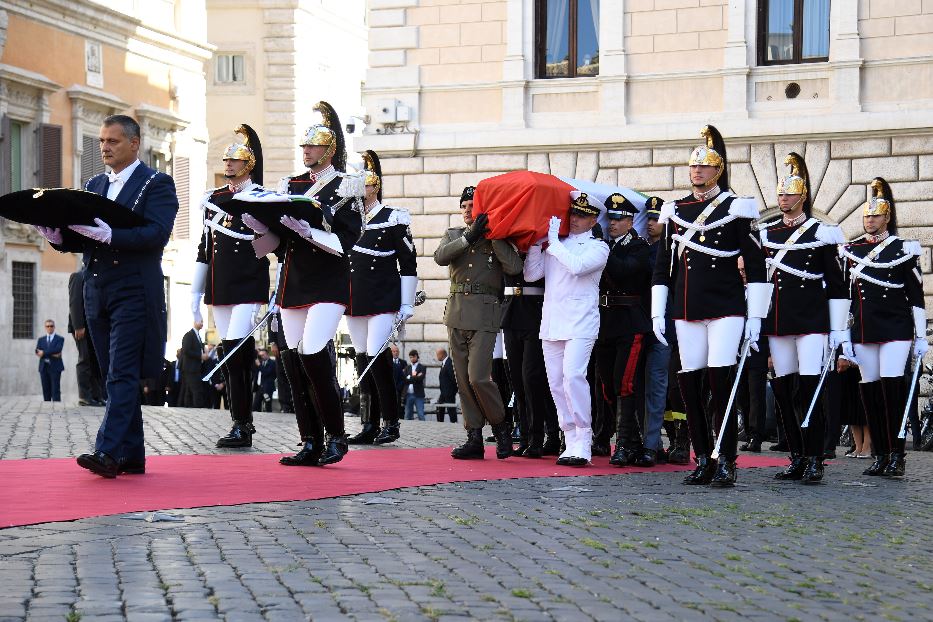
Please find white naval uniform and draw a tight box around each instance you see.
[524,230,609,462]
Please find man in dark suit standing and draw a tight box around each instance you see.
[179,324,207,407]
[35,319,65,402]
[35,114,178,478]
[166,348,183,407]
[68,270,105,406]
[390,344,406,418]
[436,347,457,423]
[254,348,277,413]
[403,349,426,421]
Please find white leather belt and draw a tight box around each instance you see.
[506,286,544,296]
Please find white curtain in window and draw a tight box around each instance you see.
[546,0,569,64]
[802,0,830,59]
[588,0,599,46]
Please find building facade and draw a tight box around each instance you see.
[356,0,933,400]
[0,0,211,397]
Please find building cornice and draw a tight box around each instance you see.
[0,64,60,93]
[66,84,128,110]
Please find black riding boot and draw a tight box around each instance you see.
[216,337,256,448]
[370,349,401,444]
[667,421,691,465]
[679,369,716,484]
[771,374,806,480]
[708,365,738,488]
[348,354,379,444]
[799,374,826,484]
[881,377,907,477]
[492,420,513,459]
[279,348,324,466]
[451,428,485,459]
[860,380,889,475]
[298,349,347,466]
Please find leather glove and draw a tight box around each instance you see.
[397,304,414,323]
[280,215,312,238]
[915,338,929,358]
[547,216,561,245]
[69,218,112,244]
[744,317,761,352]
[652,317,668,347]
[463,213,489,244]
[241,213,269,235]
[36,226,63,245]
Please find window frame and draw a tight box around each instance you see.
[757,0,830,67]
[215,53,247,85]
[534,0,598,79]
[11,261,36,340]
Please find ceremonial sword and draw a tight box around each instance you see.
[355,290,427,385]
[800,345,838,429]
[711,338,752,461]
[897,355,924,440]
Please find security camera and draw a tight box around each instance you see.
[345,122,356,134]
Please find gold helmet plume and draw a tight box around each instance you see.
[222,124,263,185]
[688,125,728,190]
[864,177,892,217]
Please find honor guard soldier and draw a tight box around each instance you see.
[842,178,927,478]
[525,192,610,466]
[190,125,271,449]
[760,153,849,484]
[594,194,654,467]
[434,186,523,460]
[345,150,417,446]
[651,125,769,487]
[242,101,363,467]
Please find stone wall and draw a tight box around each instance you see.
[381,133,933,402]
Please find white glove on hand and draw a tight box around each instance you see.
[842,340,856,363]
[241,213,269,235]
[744,317,761,352]
[652,317,668,347]
[36,226,63,245]
[397,304,414,323]
[915,338,929,358]
[547,216,561,245]
[281,215,312,238]
[69,218,112,244]
[828,330,848,351]
[250,304,261,328]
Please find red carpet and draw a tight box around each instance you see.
[0,448,789,528]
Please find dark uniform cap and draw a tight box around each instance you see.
[604,193,638,220]
[461,186,475,203]
[569,191,600,216]
[645,196,663,220]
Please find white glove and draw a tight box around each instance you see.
[547,216,561,245]
[36,226,63,245]
[271,315,279,333]
[915,338,929,358]
[250,304,261,328]
[841,340,856,363]
[69,218,112,244]
[241,213,269,235]
[191,291,203,325]
[652,317,668,347]
[828,329,849,352]
[281,215,312,238]
[397,304,414,322]
[398,275,417,323]
[744,317,761,352]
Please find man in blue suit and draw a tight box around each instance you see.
[35,115,178,478]
[35,319,65,401]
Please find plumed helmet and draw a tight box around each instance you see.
[777,152,811,216]
[362,150,383,202]
[299,101,347,171]
[864,177,897,233]
[222,124,263,185]
[688,125,729,191]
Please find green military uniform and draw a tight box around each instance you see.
[434,227,523,430]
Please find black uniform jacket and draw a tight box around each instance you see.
[197,185,270,306]
[347,202,417,317]
[500,273,545,333]
[760,218,846,336]
[277,171,363,309]
[842,235,924,344]
[652,193,766,322]
[598,231,652,339]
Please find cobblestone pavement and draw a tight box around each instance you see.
[1,398,931,622]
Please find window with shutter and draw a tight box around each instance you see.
[37,124,62,188]
[12,261,36,339]
[173,155,190,240]
[81,134,105,185]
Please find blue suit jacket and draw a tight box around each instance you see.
[36,334,65,372]
[54,161,178,377]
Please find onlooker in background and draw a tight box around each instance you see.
[403,349,426,421]
[254,348,277,413]
[270,342,293,413]
[179,322,207,407]
[390,344,406,418]
[36,319,65,402]
[209,356,226,410]
[202,343,219,407]
[837,356,871,457]
[68,270,105,406]
[166,349,183,407]
[436,347,458,423]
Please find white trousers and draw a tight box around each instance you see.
[543,338,595,460]
[280,304,345,355]
[674,316,745,371]
[345,313,396,355]
[211,304,257,341]
[768,333,827,377]
[854,341,912,382]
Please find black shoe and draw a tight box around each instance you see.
[452,429,485,460]
[667,447,691,465]
[683,456,716,485]
[491,421,513,460]
[882,453,905,477]
[319,434,349,465]
[709,460,737,488]
[216,422,254,448]
[609,444,628,467]
[373,423,400,445]
[591,442,611,457]
[863,455,889,476]
[521,445,543,458]
[800,457,824,484]
[556,456,588,467]
[347,424,379,445]
[513,443,529,457]
[740,438,762,453]
[634,449,657,468]
[541,436,561,456]
[77,451,119,478]
[280,441,323,466]
[769,442,789,452]
[118,458,146,475]
[774,455,807,480]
